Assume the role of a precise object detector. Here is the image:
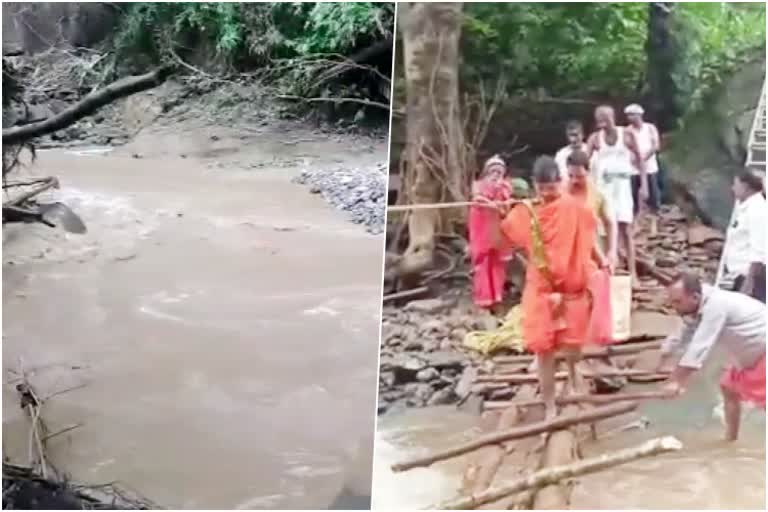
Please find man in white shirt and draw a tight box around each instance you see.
[624,104,662,236]
[554,120,588,185]
[657,273,765,441]
[723,171,766,303]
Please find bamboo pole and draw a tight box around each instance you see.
[474,368,669,384]
[430,436,683,510]
[484,390,672,411]
[391,401,638,472]
[492,340,662,365]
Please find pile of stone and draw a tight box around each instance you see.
[294,163,387,234]
[633,204,723,312]
[378,297,498,414]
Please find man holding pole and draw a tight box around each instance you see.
[657,272,766,441]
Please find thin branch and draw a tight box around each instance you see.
[276,94,390,110]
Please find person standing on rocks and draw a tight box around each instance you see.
[657,272,765,441]
[469,156,514,312]
[624,104,662,237]
[554,120,589,185]
[500,156,599,419]
[721,171,767,303]
[587,105,647,285]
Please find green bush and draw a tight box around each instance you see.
[111,2,394,67]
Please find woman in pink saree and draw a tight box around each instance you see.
[469,156,513,309]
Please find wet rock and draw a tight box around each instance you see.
[404,383,433,403]
[438,339,454,351]
[454,366,478,400]
[427,388,455,406]
[403,340,424,352]
[416,367,439,382]
[404,298,448,315]
[379,371,396,388]
[424,351,465,371]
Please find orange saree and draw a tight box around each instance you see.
[500,195,597,353]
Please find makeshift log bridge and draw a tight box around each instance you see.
[390,337,676,509]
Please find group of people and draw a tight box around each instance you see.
[468,103,766,440]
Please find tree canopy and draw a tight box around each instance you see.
[459,2,765,109]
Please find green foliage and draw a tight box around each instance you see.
[677,2,767,113]
[112,2,394,66]
[460,2,765,102]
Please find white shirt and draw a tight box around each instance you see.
[662,285,765,370]
[554,143,588,185]
[724,192,767,277]
[627,123,659,175]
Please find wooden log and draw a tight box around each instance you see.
[533,405,579,509]
[3,67,173,145]
[391,401,637,472]
[463,406,520,495]
[474,368,669,384]
[492,340,662,364]
[484,390,671,411]
[430,436,683,510]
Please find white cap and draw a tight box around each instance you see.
[624,104,644,115]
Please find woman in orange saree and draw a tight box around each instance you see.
[469,156,513,310]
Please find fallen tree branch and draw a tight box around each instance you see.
[276,94,390,110]
[3,177,59,207]
[382,286,429,303]
[432,436,683,509]
[391,401,638,472]
[2,66,173,145]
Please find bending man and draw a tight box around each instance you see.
[658,273,765,441]
[500,156,599,418]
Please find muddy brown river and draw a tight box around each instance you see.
[373,329,766,510]
[2,125,384,508]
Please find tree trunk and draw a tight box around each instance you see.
[398,2,464,275]
[645,2,687,130]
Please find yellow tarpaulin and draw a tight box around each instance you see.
[463,305,525,355]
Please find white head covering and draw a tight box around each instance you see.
[624,104,644,115]
[482,155,506,176]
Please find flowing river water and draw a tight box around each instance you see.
[373,330,766,510]
[2,124,384,509]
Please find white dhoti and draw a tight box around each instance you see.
[599,173,634,224]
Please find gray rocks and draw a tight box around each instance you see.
[293,163,386,234]
[379,301,488,414]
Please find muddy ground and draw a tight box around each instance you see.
[2,89,385,508]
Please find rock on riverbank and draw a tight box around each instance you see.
[294,163,387,234]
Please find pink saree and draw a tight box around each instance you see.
[469,179,512,308]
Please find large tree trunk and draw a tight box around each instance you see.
[645,2,687,130]
[398,2,464,275]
